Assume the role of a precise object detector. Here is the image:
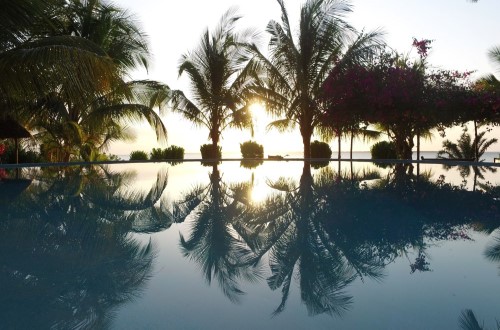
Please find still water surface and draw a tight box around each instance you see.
[1,160,499,329]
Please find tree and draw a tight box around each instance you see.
[248,0,382,158]
[438,126,497,162]
[0,0,120,110]
[25,0,170,161]
[171,9,259,154]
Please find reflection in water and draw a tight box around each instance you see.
[0,166,168,329]
[175,164,261,303]
[174,161,500,318]
[1,161,500,326]
[239,162,499,316]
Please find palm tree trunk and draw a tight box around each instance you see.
[416,129,420,180]
[473,120,478,162]
[350,132,354,160]
[302,131,312,159]
[338,134,341,160]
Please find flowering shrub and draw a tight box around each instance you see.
[0,144,5,156]
[321,39,498,159]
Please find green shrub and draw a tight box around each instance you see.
[150,148,164,160]
[310,140,332,158]
[130,150,149,161]
[370,141,397,159]
[200,144,221,159]
[240,141,264,159]
[150,146,185,160]
[164,145,184,159]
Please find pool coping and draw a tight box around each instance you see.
[1,158,499,169]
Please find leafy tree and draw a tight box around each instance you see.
[248,0,382,158]
[171,9,259,154]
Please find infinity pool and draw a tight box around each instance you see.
[1,160,499,329]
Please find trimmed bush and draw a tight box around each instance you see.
[164,145,184,159]
[150,146,185,161]
[130,150,149,161]
[310,140,332,158]
[150,148,164,160]
[200,144,221,160]
[240,141,264,159]
[370,141,397,159]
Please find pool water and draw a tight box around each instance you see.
[1,160,499,329]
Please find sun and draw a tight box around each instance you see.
[249,103,267,123]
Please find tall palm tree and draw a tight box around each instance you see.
[248,0,383,158]
[171,9,260,155]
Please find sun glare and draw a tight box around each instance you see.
[249,103,266,124]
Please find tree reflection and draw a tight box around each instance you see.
[241,161,499,316]
[0,166,169,329]
[240,163,386,316]
[175,163,261,303]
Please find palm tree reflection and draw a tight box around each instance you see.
[175,163,261,303]
[0,166,169,329]
[242,163,386,316]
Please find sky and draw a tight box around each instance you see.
[109,0,500,156]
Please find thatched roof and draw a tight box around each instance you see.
[0,117,31,139]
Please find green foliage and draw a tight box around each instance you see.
[130,150,149,161]
[164,145,184,159]
[371,141,397,159]
[310,140,332,158]
[438,126,497,161]
[150,146,185,160]
[240,141,264,159]
[200,144,221,160]
[149,148,163,160]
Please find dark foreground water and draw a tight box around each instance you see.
[1,160,500,329]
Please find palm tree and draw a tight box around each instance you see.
[171,9,259,156]
[24,0,171,161]
[248,0,383,158]
[437,126,497,190]
[56,0,151,75]
[438,126,497,162]
[31,79,169,162]
[0,0,120,109]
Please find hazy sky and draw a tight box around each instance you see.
[110,0,500,155]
